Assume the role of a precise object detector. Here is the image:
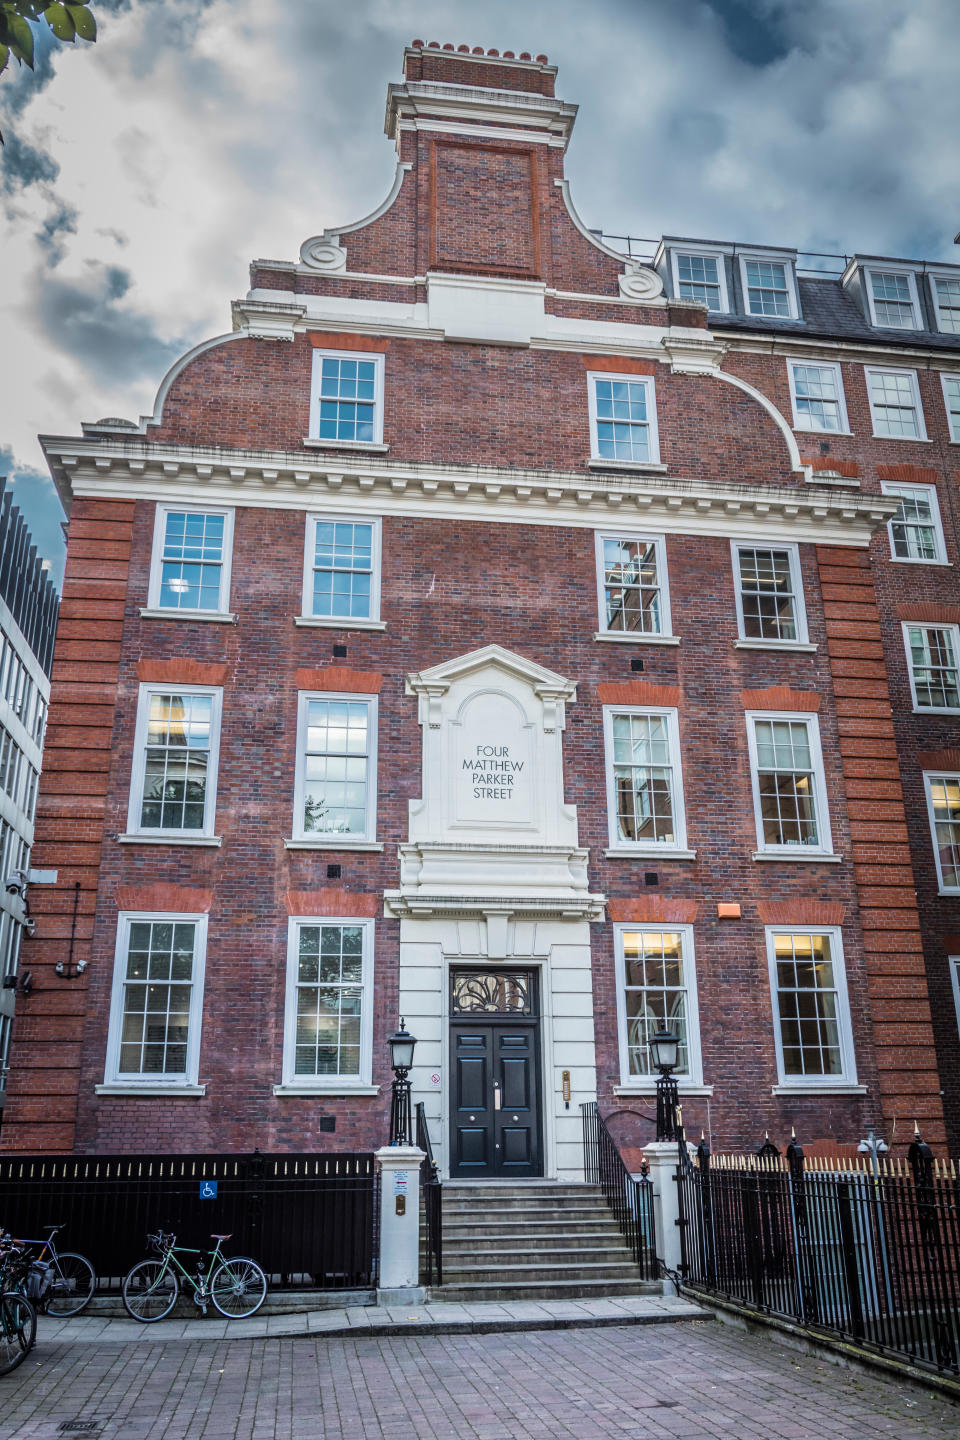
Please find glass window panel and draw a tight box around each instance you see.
[676,253,722,310]
[611,712,678,845]
[934,278,960,334]
[301,698,370,835]
[117,920,195,1077]
[621,930,690,1077]
[869,371,920,438]
[140,693,213,832]
[870,271,916,328]
[602,537,662,634]
[909,627,960,709]
[745,260,791,316]
[886,487,940,561]
[790,363,842,432]
[737,547,798,640]
[942,377,960,443]
[753,719,821,847]
[593,379,652,462]
[774,933,845,1077]
[929,775,960,888]
[291,924,366,1078]
[313,357,377,442]
[159,512,225,611]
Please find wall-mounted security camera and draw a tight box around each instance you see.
[5,870,27,897]
[23,917,36,937]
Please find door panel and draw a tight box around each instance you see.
[450,974,542,1177]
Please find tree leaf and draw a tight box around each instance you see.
[64,3,95,41]
[7,11,35,66]
[42,3,75,41]
[0,41,8,77]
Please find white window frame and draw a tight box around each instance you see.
[880,482,947,565]
[587,372,661,466]
[923,772,960,895]
[292,691,379,846]
[298,513,383,629]
[746,711,833,859]
[785,358,850,434]
[737,251,800,320]
[614,923,704,1089]
[765,926,858,1089]
[602,704,690,856]
[308,348,385,447]
[902,623,960,713]
[103,912,207,1090]
[125,683,222,840]
[864,266,922,330]
[931,274,960,335]
[865,366,928,440]
[670,246,729,313]
[594,530,673,641]
[941,373,960,443]
[147,505,235,618]
[731,540,809,647]
[279,916,375,1093]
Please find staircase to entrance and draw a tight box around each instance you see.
[430,1182,660,1302]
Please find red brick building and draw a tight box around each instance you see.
[5,42,958,1167]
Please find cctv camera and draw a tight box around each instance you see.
[5,870,26,897]
[23,918,36,937]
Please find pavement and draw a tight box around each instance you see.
[34,1293,704,1344]
[1,1305,957,1439]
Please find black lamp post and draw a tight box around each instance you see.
[387,1017,417,1146]
[650,1024,680,1141]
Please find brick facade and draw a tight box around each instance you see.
[3,41,954,1161]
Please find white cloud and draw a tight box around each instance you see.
[1,0,958,567]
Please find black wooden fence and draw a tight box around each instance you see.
[0,1152,377,1292]
[677,1135,960,1378]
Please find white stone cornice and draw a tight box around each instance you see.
[42,437,899,546]
[661,333,728,375]
[231,298,306,341]
[385,79,577,148]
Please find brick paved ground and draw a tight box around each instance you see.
[0,1320,957,1440]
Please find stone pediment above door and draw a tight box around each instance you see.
[387,646,604,922]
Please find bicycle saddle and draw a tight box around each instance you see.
[210,1233,232,1241]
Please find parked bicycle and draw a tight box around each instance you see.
[7,1225,95,1317]
[0,1234,37,1376]
[122,1232,267,1323]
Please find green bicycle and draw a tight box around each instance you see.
[121,1231,267,1323]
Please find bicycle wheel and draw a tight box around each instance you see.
[210,1257,267,1319]
[46,1251,96,1317]
[121,1260,179,1322]
[0,1292,36,1375]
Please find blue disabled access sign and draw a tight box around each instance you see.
[200,1180,218,1199]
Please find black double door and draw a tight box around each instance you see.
[449,970,543,1178]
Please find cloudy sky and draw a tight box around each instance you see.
[2,0,959,586]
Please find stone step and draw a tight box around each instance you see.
[431,1279,662,1303]
[443,1249,638,1275]
[441,1260,646,1285]
[441,1200,615,1219]
[443,1230,631,1252]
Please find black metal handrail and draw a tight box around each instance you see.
[581,1102,656,1280]
[416,1103,442,1287]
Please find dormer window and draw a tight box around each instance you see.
[737,252,799,320]
[932,276,960,335]
[672,251,728,312]
[866,268,920,330]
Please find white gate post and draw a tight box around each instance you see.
[643,1140,683,1292]
[374,1145,426,1304]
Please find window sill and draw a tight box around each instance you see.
[273,1084,380,1097]
[294,616,387,631]
[140,608,237,623]
[734,638,817,653]
[283,838,384,851]
[771,1083,866,1096]
[604,847,697,861]
[889,558,952,567]
[117,834,223,847]
[870,434,932,443]
[302,438,389,453]
[587,458,668,473]
[912,706,960,716]
[613,1084,714,1097]
[95,1083,206,1097]
[752,851,842,864]
[593,631,681,646]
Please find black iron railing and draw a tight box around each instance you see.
[416,1103,442,1286]
[677,1137,960,1378]
[0,1152,377,1292]
[581,1102,656,1280]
